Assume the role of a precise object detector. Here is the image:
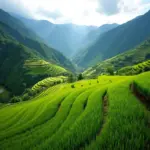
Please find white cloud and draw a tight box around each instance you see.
[0,0,150,26]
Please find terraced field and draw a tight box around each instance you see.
[24,59,69,76]
[118,60,150,75]
[0,72,150,150]
[32,76,67,92]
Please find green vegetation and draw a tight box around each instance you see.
[118,60,150,75]
[83,39,150,78]
[0,86,10,103]
[32,76,67,92]
[24,60,69,76]
[78,73,84,80]
[0,37,70,96]
[0,9,75,71]
[0,72,149,149]
[133,72,150,101]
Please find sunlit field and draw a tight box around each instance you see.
[0,72,150,150]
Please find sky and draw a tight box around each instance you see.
[0,0,150,26]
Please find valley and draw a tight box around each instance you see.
[0,5,150,150]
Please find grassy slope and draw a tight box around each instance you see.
[0,72,149,150]
[118,60,150,75]
[83,39,150,78]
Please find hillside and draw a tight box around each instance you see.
[0,71,149,149]
[118,60,150,75]
[0,36,69,96]
[0,9,75,71]
[0,9,39,41]
[83,39,150,78]
[75,10,150,68]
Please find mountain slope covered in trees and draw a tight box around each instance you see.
[0,35,69,96]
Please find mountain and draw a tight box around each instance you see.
[0,9,39,41]
[73,23,118,61]
[0,34,69,95]
[83,39,150,78]
[75,10,150,68]
[83,23,119,46]
[19,17,97,57]
[19,17,118,58]
[18,19,54,39]
[0,9,75,72]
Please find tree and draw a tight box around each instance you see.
[78,73,83,81]
[10,96,22,103]
[68,74,74,83]
[107,67,114,75]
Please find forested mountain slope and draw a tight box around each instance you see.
[0,36,69,95]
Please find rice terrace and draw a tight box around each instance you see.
[0,2,150,150]
[0,72,150,150]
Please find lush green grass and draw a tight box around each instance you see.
[0,72,150,150]
[86,77,150,150]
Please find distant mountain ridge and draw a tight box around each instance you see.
[18,17,97,57]
[73,23,118,60]
[15,16,118,58]
[75,10,150,68]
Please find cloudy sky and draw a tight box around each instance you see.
[0,0,150,26]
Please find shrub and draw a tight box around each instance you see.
[78,73,83,80]
[22,93,30,101]
[10,96,22,103]
[107,67,114,75]
[71,84,75,88]
[68,74,75,83]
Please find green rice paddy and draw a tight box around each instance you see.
[0,72,150,150]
